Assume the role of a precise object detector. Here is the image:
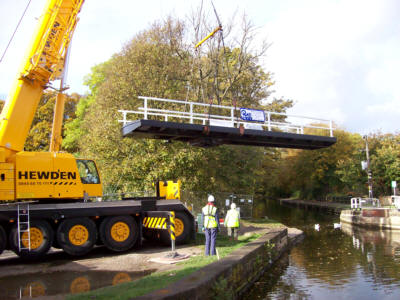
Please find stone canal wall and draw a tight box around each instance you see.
[340,209,400,230]
[135,228,303,300]
[280,199,343,215]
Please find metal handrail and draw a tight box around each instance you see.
[118,96,335,137]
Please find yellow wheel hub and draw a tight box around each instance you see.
[175,218,184,237]
[110,222,130,242]
[21,227,43,250]
[68,225,89,246]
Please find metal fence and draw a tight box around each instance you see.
[118,96,334,137]
[350,197,380,209]
[100,189,253,218]
[181,190,253,219]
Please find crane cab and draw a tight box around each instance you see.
[75,159,102,198]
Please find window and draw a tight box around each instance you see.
[76,160,100,184]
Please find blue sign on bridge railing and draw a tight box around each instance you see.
[240,108,265,123]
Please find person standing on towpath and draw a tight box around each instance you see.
[202,195,220,256]
[224,202,240,241]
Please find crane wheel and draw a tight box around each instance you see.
[9,220,54,259]
[57,218,97,256]
[0,225,6,255]
[99,215,138,252]
[160,212,191,245]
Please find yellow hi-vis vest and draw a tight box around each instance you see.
[225,209,240,228]
[202,204,218,228]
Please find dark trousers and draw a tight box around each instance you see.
[205,228,217,256]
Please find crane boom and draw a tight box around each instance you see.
[0,0,84,157]
[0,0,197,262]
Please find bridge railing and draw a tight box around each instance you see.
[118,96,334,137]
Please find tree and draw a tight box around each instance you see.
[78,18,196,192]
[276,129,365,200]
[63,61,113,153]
[71,15,290,195]
[25,91,79,151]
[370,133,400,195]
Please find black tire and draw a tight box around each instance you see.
[57,218,97,256]
[99,215,138,252]
[160,212,192,245]
[9,220,54,259]
[0,225,6,255]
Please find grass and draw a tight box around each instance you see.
[67,233,262,300]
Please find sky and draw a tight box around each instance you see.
[0,0,399,135]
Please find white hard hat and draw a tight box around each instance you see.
[231,203,236,209]
[208,195,215,202]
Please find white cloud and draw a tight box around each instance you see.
[366,100,400,114]
[260,0,400,133]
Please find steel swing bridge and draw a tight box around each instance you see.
[119,96,336,149]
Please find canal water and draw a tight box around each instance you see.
[0,269,153,299]
[243,200,400,300]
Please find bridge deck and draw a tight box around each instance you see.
[119,96,336,149]
[122,119,336,149]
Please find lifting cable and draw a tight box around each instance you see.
[211,0,234,102]
[185,0,205,117]
[193,0,224,122]
[210,1,240,126]
[188,0,237,124]
[0,0,32,64]
[210,0,222,105]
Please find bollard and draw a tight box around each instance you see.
[170,211,176,251]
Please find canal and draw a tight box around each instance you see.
[243,200,400,300]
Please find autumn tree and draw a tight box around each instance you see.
[69,15,289,195]
[24,91,79,151]
[370,133,400,195]
[63,61,113,153]
[275,129,366,200]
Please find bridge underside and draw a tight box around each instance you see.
[122,120,336,149]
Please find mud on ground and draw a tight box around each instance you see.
[0,222,288,278]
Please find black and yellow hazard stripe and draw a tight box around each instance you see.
[169,211,175,241]
[142,217,167,229]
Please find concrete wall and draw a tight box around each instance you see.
[340,209,400,230]
[135,228,298,300]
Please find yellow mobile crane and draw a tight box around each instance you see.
[0,0,194,259]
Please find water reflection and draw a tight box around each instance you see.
[341,223,400,285]
[0,270,154,299]
[243,200,400,300]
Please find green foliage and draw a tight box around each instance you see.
[273,130,400,200]
[63,60,113,153]
[276,129,365,200]
[370,134,400,195]
[24,91,79,151]
[68,17,288,195]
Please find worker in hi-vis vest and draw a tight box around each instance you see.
[224,202,240,240]
[202,195,220,256]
